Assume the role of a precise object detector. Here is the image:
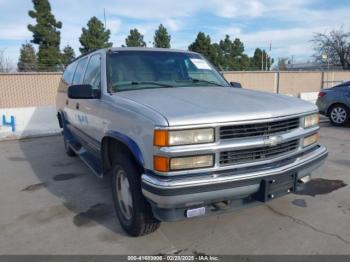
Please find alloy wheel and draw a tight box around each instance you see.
[330,107,347,124]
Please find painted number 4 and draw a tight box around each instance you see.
[2,115,15,132]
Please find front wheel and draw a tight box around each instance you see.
[329,104,349,126]
[111,155,160,236]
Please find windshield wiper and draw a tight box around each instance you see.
[176,78,224,87]
[113,81,173,90]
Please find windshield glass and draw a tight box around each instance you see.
[107,50,229,92]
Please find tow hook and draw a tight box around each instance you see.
[211,201,231,211]
[298,175,311,184]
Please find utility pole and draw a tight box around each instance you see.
[327,57,330,88]
[266,42,271,71]
[103,8,107,28]
[261,49,264,71]
[321,54,328,88]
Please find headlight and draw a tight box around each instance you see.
[303,133,319,147]
[154,155,214,172]
[154,128,214,146]
[304,114,319,128]
[170,155,214,171]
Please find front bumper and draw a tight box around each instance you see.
[141,144,328,221]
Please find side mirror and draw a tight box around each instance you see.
[68,84,99,99]
[230,82,242,88]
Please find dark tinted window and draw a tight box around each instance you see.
[83,54,101,90]
[62,61,77,84]
[72,58,88,84]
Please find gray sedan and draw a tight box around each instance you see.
[316,81,350,126]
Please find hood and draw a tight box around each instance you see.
[117,86,317,126]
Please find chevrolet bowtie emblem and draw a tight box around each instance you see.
[264,136,283,147]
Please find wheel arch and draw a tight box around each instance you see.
[57,111,64,128]
[101,131,145,177]
[327,102,350,115]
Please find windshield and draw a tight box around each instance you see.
[107,50,230,92]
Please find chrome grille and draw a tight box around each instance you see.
[220,139,299,166]
[220,118,300,140]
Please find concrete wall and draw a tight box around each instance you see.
[224,70,350,96]
[0,106,60,140]
[0,73,62,140]
[224,71,277,93]
[0,72,61,108]
[1,71,350,140]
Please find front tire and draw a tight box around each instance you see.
[111,154,160,236]
[329,104,349,126]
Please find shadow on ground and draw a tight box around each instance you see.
[14,134,126,236]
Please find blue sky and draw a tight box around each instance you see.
[0,0,349,68]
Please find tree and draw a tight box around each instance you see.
[275,57,289,71]
[211,43,224,69]
[188,32,217,66]
[249,48,273,70]
[61,45,76,66]
[153,24,171,48]
[125,29,146,47]
[0,49,12,73]
[79,16,112,54]
[189,32,274,71]
[28,0,62,71]
[218,35,249,70]
[17,43,37,72]
[312,27,350,69]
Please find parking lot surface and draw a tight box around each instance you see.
[0,122,349,255]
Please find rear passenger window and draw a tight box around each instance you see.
[72,58,88,85]
[62,61,77,85]
[83,54,101,90]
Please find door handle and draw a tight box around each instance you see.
[76,103,79,110]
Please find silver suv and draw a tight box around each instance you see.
[56,48,328,236]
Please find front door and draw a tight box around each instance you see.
[67,57,88,130]
[75,53,103,155]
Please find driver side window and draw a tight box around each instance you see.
[83,54,101,90]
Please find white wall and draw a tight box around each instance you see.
[0,106,60,140]
[299,92,319,104]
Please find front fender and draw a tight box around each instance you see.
[104,130,144,167]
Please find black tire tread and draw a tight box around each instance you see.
[112,154,160,236]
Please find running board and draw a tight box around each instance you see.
[68,142,103,178]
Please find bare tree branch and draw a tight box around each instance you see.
[311,27,350,69]
[0,49,13,73]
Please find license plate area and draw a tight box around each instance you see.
[253,173,297,202]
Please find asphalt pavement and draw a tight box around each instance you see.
[0,122,349,255]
